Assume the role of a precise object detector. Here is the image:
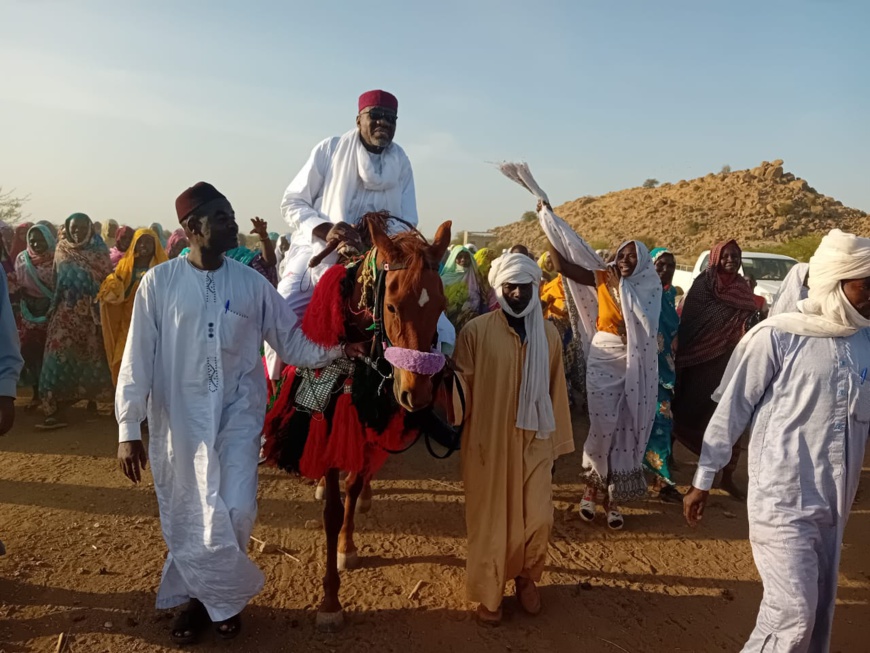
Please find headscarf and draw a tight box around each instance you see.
[36,220,58,240]
[715,230,870,400]
[0,222,14,274]
[225,246,259,266]
[537,252,555,283]
[98,228,168,384]
[676,239,757,369]
[15,225,57,320]
[54,213,113,300]
[165,228,189,258]
[149,222,167,247]
[101,219,119,248]
[110,226,134,265]
[441,246,484,313]
[489,253,554,438]
[474,247,497,279]
[11,221,33,260]
[769,262,809,318]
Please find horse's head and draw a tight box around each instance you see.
[368,218,451,412]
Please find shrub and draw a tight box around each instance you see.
[521,210,537,223]
[686,220,704,236]
[720,164,732,174]
[766,235,822,262]
[775,201,794,217]
[642,178,660,189]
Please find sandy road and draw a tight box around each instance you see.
[1,403,868,652]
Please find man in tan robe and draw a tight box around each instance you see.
[453,253,574,625]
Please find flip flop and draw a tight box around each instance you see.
[35,418,68,431]
[170,600,209,646]
[215,613,242,640]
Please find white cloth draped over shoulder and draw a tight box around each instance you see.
[768,262,808,317]
[115,258,340,621]
[694,228,870,651]
[489,252,554,438]
[499,163,662,501]
[267,129,418,380]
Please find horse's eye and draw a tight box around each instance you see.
[386,304,397,314]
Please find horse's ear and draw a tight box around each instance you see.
[429,221,452,263]
[368,217,397,259]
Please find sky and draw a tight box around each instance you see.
[1,0,868,238]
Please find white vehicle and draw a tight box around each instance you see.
[673,251,799,306]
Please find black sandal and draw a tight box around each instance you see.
[170,599,209,646]
[214,614,242,640]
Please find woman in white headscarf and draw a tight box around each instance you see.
[551,240,662,529]
[497,162,660,529]
[684,230,870,652]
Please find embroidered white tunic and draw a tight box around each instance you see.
[115,257,340,621]
[695,327,870,652]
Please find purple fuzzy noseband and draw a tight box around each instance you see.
[383,346,446,375]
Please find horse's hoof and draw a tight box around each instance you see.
[337,550,360,571]
[357,498,372,514]
[316,610,344,632]
[314,485,325,501]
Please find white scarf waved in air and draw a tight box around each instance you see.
[320,128,404,224]
[715,229,870,400]
[489,253,556,439]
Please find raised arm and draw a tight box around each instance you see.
[548,242,596,286]
[250,217,277,268]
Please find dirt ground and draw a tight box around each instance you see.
[1,401,868,653]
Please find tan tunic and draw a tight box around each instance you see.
[454,310,574,611]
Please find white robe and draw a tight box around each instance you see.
[115,257,340,621]
[265,132,417,380]
[694,327,870,652]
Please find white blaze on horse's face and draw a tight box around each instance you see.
[418,288,430,308]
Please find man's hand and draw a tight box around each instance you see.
[683,487,709,527]
[314,222,364,254]
[118,441,148,484]
[250,217,269,240]
[0,396,15,436]
[344,341,369,359]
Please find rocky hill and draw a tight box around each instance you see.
[493,160,868,259]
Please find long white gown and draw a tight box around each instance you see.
[115,257,340,621]
[695,327,870,652]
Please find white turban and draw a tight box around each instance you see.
[715,229,870,400]
[489,253,555,438]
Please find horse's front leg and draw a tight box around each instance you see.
[358,476,373,514]
[338,472,365,570]
[317,468,344,632]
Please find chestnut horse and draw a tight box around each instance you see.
[264,215,452,631]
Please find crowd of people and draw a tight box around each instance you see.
[0,89,864,652]
[0,214,289,429]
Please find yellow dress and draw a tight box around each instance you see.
[595,270,624,336]
[97,228,167,384]
[453,310,574,611]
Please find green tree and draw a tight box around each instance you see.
[521,210,537,223]
[720,164,731,174]
[642,178,659,189]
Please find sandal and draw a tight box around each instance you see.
[606,507,624,531]
[515,577,542,615]
[579,486,598,522]
[475,604,502,627]
[215,613,242,640]
[35,417,68,431]
[658,485,683,504]
[170,599,209,646]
